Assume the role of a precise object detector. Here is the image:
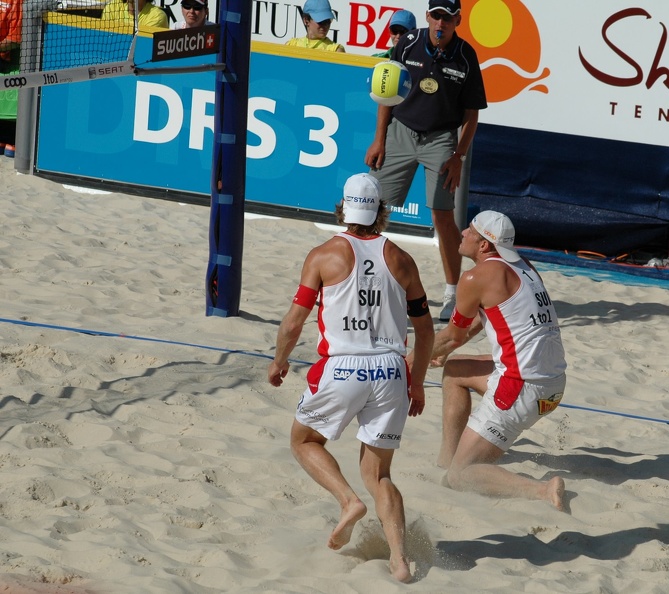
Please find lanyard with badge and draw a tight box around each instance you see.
[420,31,460,94]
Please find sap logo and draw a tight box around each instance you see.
[333,368,355,380]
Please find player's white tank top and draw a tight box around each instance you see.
[317,233,407,357]
[480,257,566,381]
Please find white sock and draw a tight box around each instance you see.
[444,284,457,299]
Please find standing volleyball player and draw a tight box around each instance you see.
[364,0,487,322]
[425,211,567,510]
[268,173,434,583]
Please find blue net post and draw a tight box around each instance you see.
[206,0,251,317]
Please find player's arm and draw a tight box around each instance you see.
[268,250,322,387]
[364,105,393,170]
[432,269,481,363]
[442,108,479,193]
[404,258,435,417]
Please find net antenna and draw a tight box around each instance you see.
[13,0,226,90]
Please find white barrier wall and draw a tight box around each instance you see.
[249,0,669,148]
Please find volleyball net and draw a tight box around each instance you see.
[9,0,225,89]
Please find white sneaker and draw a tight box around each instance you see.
[439,293,456,321]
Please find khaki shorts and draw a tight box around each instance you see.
[370,118,457,211]
[296,353,410,449]
[467,372,567,451]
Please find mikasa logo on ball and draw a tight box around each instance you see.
[369,60,412,107]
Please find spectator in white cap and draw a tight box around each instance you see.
[286,0,345,52]
[373,10,417,58]
[268,173,434,582]
[171,0,213,29]
[410,210,568,511]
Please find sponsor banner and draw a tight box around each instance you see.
[152,24,220,62]
[247,0,669,148]
[36,31,432,227]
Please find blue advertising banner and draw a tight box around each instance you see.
[36,32,432,228]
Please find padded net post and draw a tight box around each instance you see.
[205,0,251,318]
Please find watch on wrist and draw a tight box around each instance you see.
[454,151,467,162]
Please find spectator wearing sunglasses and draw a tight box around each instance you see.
[102,0,168,30]
[286,0,345,53]
[373,10,416,59]
[365,0,487,322]
[171,0,213,29]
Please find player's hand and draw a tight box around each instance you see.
[408,384,425,417]
[268,361,290,386]
[430,355,447,367]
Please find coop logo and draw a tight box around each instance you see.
[152,24,219,62]
[4,76,26,88]
[459,0,549,103]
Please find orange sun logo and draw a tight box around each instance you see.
[459,0,550,103]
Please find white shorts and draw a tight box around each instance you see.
[296,353,410,449]
[467,372,566,451]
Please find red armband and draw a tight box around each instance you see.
[293,284,318,310]
[451,308,475,328]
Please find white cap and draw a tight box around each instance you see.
[342,173,382,226]
[471,210,521,262]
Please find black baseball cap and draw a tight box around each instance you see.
[428,0,461,15]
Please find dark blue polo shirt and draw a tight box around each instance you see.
[390,29,487,133]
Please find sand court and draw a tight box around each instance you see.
[0,156,667,592]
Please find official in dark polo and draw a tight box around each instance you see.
[364,0,487,323]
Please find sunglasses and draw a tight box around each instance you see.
[182,3,204,9]
[430,11,456,22]
[389,26,408,35]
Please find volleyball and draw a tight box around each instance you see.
[368,60,412,107]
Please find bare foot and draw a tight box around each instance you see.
[389,555,412,583]
[327,499,367,550]
[436,447,450,470]
[545,476,565,511]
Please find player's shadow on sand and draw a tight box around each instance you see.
[553,299,669,325]
[347,519,669,581]
[428,523,669,573]
[501,441,669,485]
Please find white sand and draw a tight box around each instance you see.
[0,155,668,593]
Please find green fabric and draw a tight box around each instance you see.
[372,49,392,59]
[0,49,19,120]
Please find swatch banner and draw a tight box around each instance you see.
[246,0,669,148]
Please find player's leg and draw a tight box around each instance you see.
[291,356,372,549]
[420,129,461,319]
[438,355,492,469]
[447,427,565,510]
[290,420,368,549]
[359,443,411,583]
[446,374,567,510]
[432,208,462,285]
[355,352,412,581]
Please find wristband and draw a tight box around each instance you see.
[451,307,474,328]
[293,284,318,310]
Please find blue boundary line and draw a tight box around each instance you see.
[1,317,667,425]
